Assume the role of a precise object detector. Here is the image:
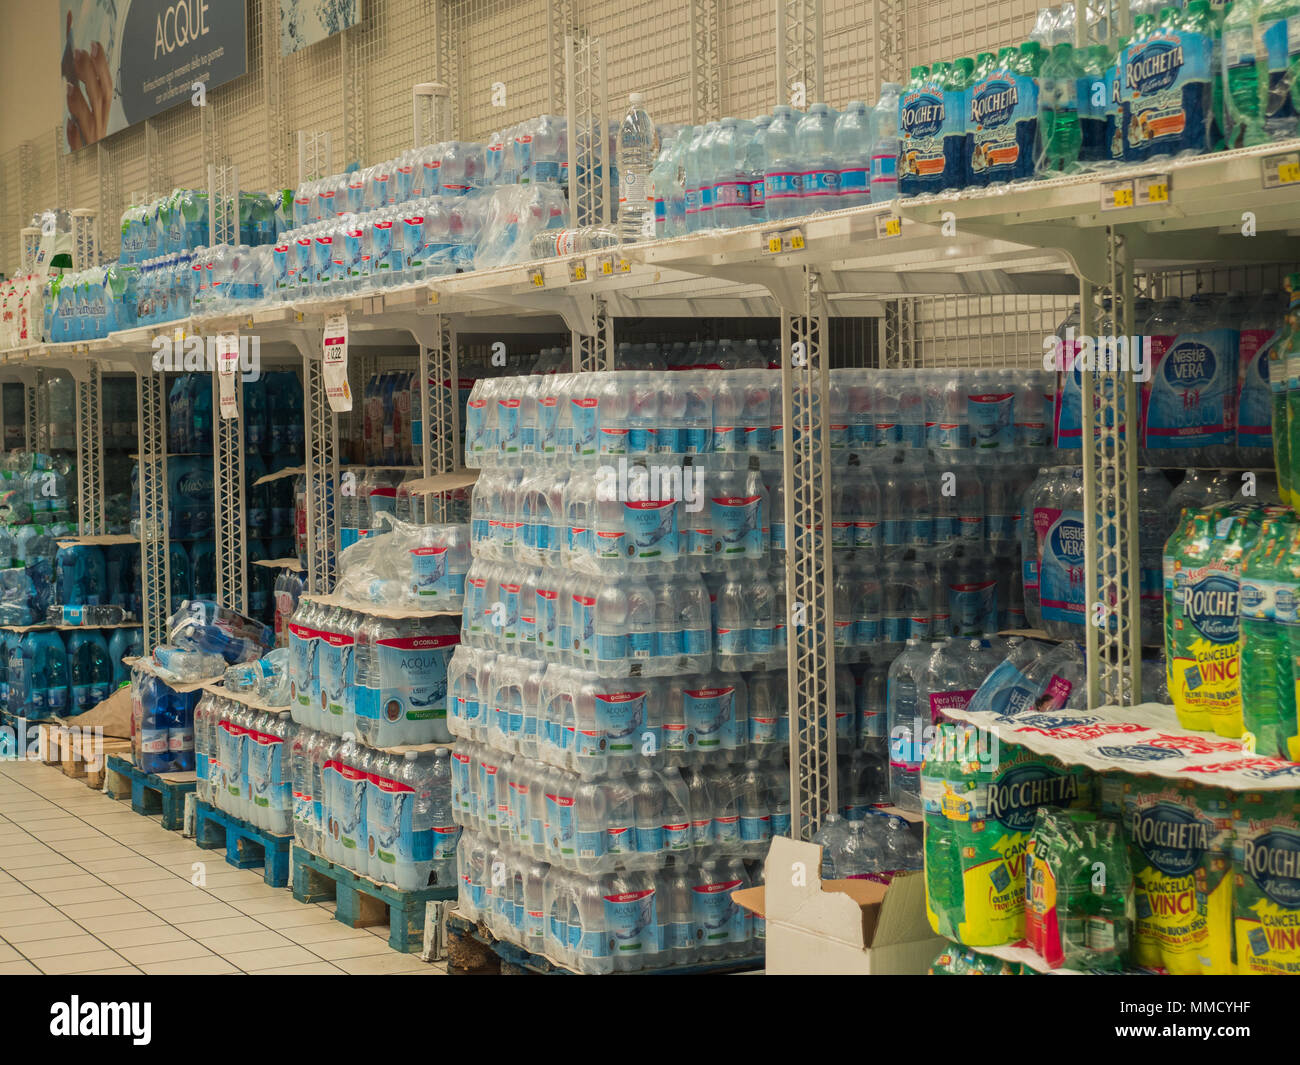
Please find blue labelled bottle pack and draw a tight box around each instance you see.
[684,684,741,753]
[1142,322,1236,454]
[368,775,429,873]
[623,500,679,563]
[900,68,954,196]
[1239,324,1278,453]
[361,631,458,734]
[693,875,743,948]
[968,387,1015,451]
[967,53,1036,186]
[1124,23,1212,160]
[246,726,284,812]
[411,545,465,602]
[1036,504,1087,627]
[598,887,656,963]
[590,689,647,759]
[1259,9,1298,136]
[570,395,600,458]
[319,627,352,724]
[710,493,763,560]
[949,576,999,636]
[289,619,318,712]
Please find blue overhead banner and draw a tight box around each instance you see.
[60,0,249,151]
[280,0,360,56]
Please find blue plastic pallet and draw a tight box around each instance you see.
[103,753,195,831]
[193,800,292,888]
[290,846,456,954]
[446,912,764,975]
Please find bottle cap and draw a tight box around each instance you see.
[629,92,644,105]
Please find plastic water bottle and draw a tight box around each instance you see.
[834,101,872,210]
[764,105,803,220]
[617,93,657,241]
[885,638,930,810]
[1037,41,1083,175]
[796,103,841,210]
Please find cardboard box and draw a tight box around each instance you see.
[732,836,943,975]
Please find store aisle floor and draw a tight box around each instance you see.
[0,760,446,975]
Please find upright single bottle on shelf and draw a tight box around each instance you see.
[617,93,658,241]
[1036,41,1083,175]
[870,83,902,201]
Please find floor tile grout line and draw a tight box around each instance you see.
[3,763,378,972]
[0,765,258,974]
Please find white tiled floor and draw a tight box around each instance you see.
[0,760,446,975]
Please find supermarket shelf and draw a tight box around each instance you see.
[7,140,1300,373]
[0,620,139,633]
[941,701,1300,788]
[200,681,290,716]
[251,557,303,571]
[301,592,460,618]
[55,533,140,546]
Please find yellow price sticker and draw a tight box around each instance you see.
[601,259,614,275]
[768,235,782,253]
[569,261,587,282]
[885,217,901,237]
[1113,187,1133,208]
[618,259,631,273]
[789,232,805,250]
[1146,182,1168,202]
[1280,161,1300,184]
[530,270,545,288]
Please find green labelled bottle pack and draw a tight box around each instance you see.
[1024,808,1133,971]
[1122,776,1234,974]
[922,722,966,939]
[1280,274,1300,509]
[922,731,1092,947]
[1240,514,1300,759]
[1232,790,1300,975]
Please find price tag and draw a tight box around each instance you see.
[1136,173,1170,205]
[322,312,352,413]
[875,213,902,239]
[763,226,806,254]
[599,255,615,275]
[528,267,545,288]
[216,332,240,420]
[429,289,440,305]
[1101,178,1134,210]
[1262,151,1300,189]
[568,259,589,283]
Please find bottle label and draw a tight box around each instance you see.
[1142,328,1236,449]
[968,71,1037,184]
[899,85,949,194]
[1124,29,1213,155]
[624,500,680,561]
[1037,507,1087,625]
[764,170,801,202]
[684,686,740,751]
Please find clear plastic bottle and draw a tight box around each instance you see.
[617,93,658,240]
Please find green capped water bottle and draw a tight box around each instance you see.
[1284,274,1300,510]
[1277,522,1300,760]
[1223,0,1268,147]
[1240,515,1292,756]
[1037,42,1083,175]
[921,723,964,939]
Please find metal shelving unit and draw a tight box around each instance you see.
[9,0,1300,840]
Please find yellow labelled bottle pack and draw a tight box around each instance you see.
[1232,791,1300,975]
[926,736,1093,948]
[1169,508,1247,737]
[1122,777,1233,974]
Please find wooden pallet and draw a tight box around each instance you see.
[193,800,292,888]
[63,734,132,782]
[290,846,455,954]
[445,911,765,975]
[103,753,196,831]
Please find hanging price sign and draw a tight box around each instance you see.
[322,313,352,412]
[216,332,240,420]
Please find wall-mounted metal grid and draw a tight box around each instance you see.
[908,292,1074,369]
[2,0,1086,277]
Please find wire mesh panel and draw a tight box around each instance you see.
[904,0,1041,68]
[909,292,1075,369]
[449,0,553,142]
[585,2,693,127]
[720,0,777,115]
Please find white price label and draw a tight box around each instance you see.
[1135,174,1170,205]
[322,312,352,412]
[875,213,902,239]
[1101,178,1134,211]
[1262,151,1300,189]
[763,227,806,254]
[568,259,589,283]
[216,332,240,420]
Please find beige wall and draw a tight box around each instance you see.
[0,0,1044,275]
[0,0,62,156]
